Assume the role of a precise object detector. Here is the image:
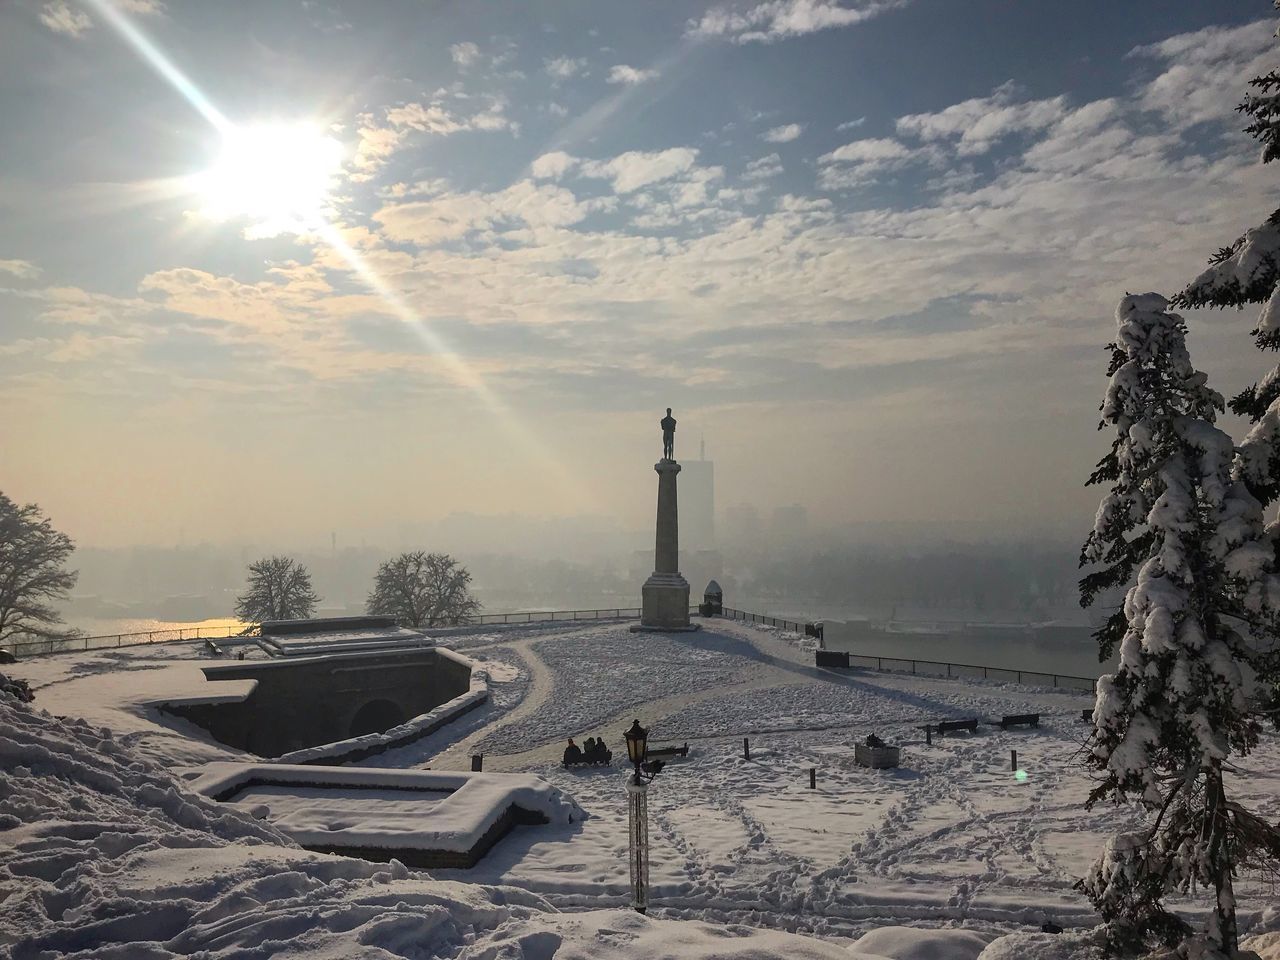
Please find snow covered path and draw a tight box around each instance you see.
[409,620,1280,941]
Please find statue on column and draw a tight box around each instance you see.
[660,408,676,461]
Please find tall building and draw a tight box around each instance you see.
[681,437,715,551]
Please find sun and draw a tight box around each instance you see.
[197,121,343,234]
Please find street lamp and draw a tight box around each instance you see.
[624,718,648,780]
[622,718,662,914]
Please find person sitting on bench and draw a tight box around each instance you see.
[563,738,582,766]
[587,735,611,764]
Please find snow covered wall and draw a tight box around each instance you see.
[187,760,585,867]
[161,645,482,759]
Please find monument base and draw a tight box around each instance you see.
[635,571,695,631]
[629,622,701,633]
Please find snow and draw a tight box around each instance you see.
[852,927,991,959]
[4,616,1279,957]
[975,929,1104,960]
[257,620,431,657]
[1183,220,1280,310]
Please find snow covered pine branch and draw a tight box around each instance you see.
[1079,294,1280,958]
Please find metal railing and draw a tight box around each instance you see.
[1,607,649,658]
[720,607,817,635]
[1,624,255,659]
[819,649,1096,691]
[459,607,641,626]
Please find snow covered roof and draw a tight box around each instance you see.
[256,615,431,657]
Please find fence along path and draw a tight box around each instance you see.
[1,607,646,659]
[815,648,1097,692]
[4,607,1098,693]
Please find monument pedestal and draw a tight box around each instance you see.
[632,459,700,633]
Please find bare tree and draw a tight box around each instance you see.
[234,556,319,625]
[0,492,80,648]
[367,551,481,628]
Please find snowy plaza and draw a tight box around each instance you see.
[3,617,1279,958]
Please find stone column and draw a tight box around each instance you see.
[653,459,680,574]
[634,460,697,632]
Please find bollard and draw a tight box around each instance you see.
[743,737,750,761]
[925,725,932,746]
[809,767,816,790]
[1011,750,1017,773]
[471,754,483,772]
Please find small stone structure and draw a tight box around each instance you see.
[186,762,583,869]
[854,742,901,769]
[258,615,428,657]
[161,647,475,757]
[699,580,723,617]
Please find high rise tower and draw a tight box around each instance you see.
[680,438,715,551]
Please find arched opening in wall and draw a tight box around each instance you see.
[348,698,406,738]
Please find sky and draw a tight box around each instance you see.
[0,0,1277,550]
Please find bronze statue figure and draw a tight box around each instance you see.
[660,407,676,460]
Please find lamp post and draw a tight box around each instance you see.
[623,718,653,914]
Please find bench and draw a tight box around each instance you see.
[647,743,689,762]
[922,718,979,737]
[815,650,850,668]
[998,713,1040,730]
[203,639,225,657]
[563,745,612,768]
[563,755,611,768]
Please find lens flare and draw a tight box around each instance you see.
[198,123,343,232]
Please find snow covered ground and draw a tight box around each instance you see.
[3,617,1279,958]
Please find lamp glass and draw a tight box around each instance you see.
[624,719,648,764]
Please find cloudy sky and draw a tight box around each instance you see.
[0,0,1275,549]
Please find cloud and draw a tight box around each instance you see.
[607,64,659,85]
[352,97,517,180]
[39,0,163,35]
[373,180,612,247]
[545,56,586,79]
[816,137,928,187]
[39,1,92,36]
[837,117,867,131]
[763,123,803,143]
[530,151,578,180]
[580,148,700,193]
[450,41,480,67]
[1129,19,1275,128]
[0,259,40,280]
[743,154,783,180]
[895,82,1066,155]
[687,0,905,44]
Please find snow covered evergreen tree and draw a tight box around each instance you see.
[1080,294,1280,958]
[1170,11,1280,507]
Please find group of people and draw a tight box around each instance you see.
[563,735,612,767]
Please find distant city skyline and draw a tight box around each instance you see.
[1,1,1274,547]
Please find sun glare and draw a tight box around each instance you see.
[198,122,343,233]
